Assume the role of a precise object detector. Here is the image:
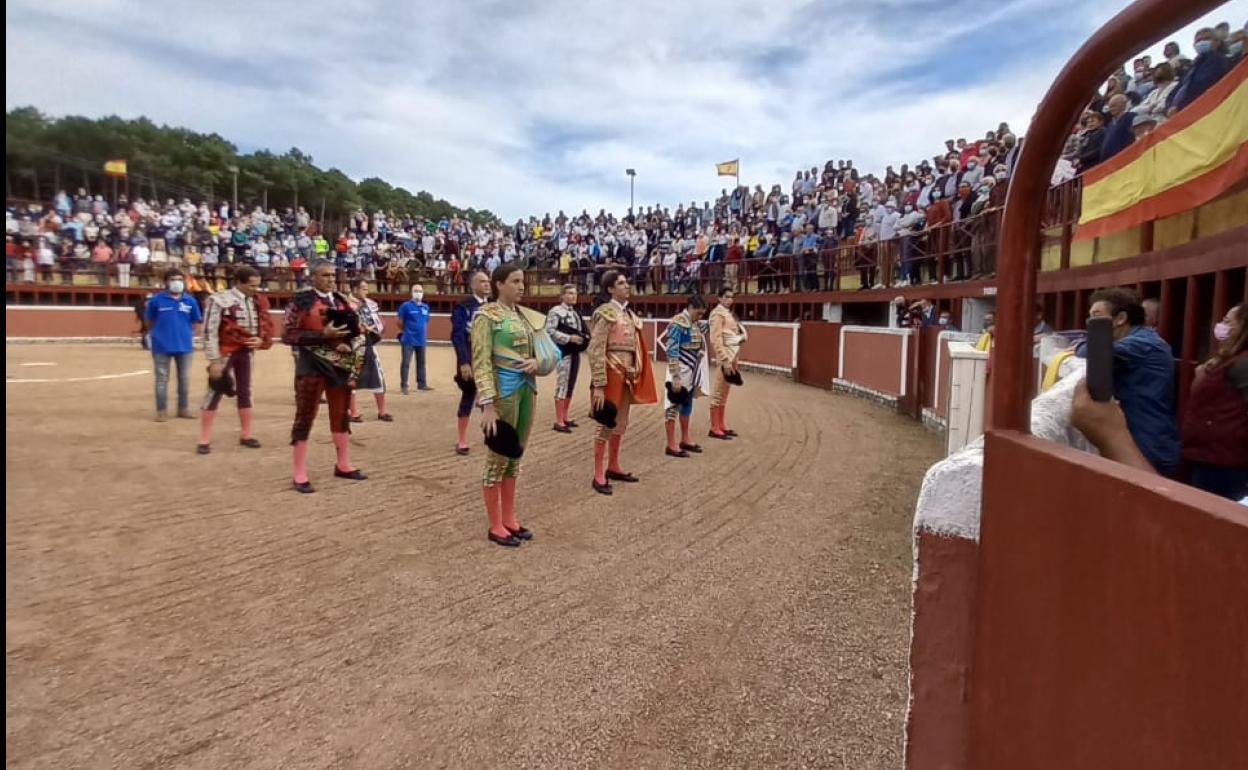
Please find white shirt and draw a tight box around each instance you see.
[879,210,901,240]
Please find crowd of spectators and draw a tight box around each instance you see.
[1066,23,1243,175]
[6,25,1240,298]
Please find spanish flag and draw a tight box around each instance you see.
[716,159,739,177]
[1076,59,1247,241]
[103,159,128,177]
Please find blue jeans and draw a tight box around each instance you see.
[153,352,193,412]
[400,344,427,390]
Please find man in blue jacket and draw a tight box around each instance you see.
[1099,94,1136,162]
[451,270,490,455]
[1077,287,1181,476]
[145,268,202,421]
[1168,28,1232,115]
[397,285,432,394]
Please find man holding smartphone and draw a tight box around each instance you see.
[1079,287,1181,476]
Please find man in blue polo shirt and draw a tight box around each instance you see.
[145,268,202,421]
[397,285,432,394]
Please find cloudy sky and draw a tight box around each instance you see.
[5,0,1243,220]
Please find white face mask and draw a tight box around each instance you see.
[168,280,185,294]
[939,317,950,326]
[411,292,424,302]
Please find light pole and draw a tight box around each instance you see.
[625,168,636,218]
[227,164,239,215]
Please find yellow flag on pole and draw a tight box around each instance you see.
[715,159,739,177]
[103,160,128,177]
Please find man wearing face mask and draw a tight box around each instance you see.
[1076,287,1180,476]
[145,269,203,422]
[1228,30,1245,65]
[1129,56,1154,99]
[962,157,984,189]
[922,186,952,283]
[1101,94,1136,162]
[937,160,962,201]
[397,285,432,394]
[896,201,926,286]
[949,182,976,281]
[1168,28,1232,115]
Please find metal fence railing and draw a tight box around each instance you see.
[6,178,1090,297]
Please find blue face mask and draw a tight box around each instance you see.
[1194,40,1214,55]
[1136,82,1154,98]
[1230,41,1244,56]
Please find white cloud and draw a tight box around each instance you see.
[6,0,1245,220]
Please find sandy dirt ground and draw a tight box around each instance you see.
[5,342,941,769]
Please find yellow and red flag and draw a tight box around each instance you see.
[1076,59,1247,241]
[715,159,739,177]
[103,160,128,177]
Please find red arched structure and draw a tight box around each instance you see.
[991,0,1226,430]
[970,1,1248,768]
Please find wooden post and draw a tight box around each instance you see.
[1140,219,1155,254]
[1159,278,1177,348]
[1176,276,1202,417]
[1212,270,1229,327]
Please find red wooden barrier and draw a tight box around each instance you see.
[975,432,1248,769]
[796,321,841,389]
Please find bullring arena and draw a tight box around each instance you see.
[5,341,939,768]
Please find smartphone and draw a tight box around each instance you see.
[1085,316,1114,402]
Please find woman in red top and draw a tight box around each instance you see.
[1182,304,1248,500]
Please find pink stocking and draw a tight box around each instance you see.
[292,440,310,484]
[484,485,507,538]
[331,432,354,473]
[238,407,253,440]
[594,440,608,485]
[500,477,520,531]
[199,409,217,445]
[607,434,624,473]
[457,415,471,449]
